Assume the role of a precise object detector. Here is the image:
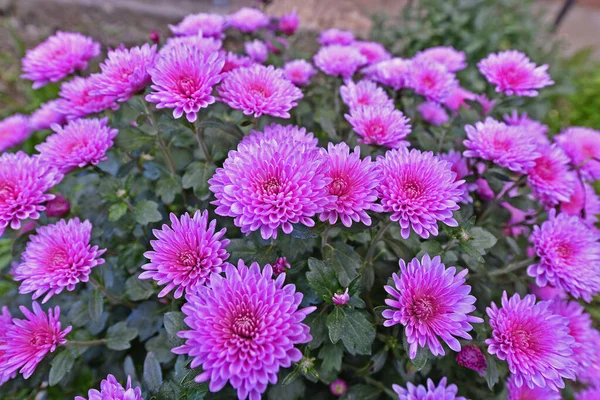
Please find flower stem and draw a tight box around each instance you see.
[488,258,534,277]
[362,376,397,399]
[194,125,213,163]
[64,339,106,348]
[88,277,136,309]
[365,220,393,267]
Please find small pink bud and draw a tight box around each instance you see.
[45,194,70,218]
[456,345,486,375]
[332,288,350,306]
[279,8,299,36]
[149,30,160,44]
[272,257,290,275]
[330,378,347,397]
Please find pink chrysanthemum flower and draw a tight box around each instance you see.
[283,59,316,86]
[140,210,230,299]
[146,44,224,123]
[36,117,118,174]
[318,28,355,46]
[45,194,70,218]
[438,150,474,203]
[577,330,600,385]
[456,345,486,375]
[218,64,303,118]
[169,13,226,38]
[0,302,71,380]
[486,292,577,391]
[221,51,255,73]
[21,31,100,89]
[345,105,411,149]
[393,377,466,400]
[529,283,567,301]
[529,210,600,302]
[383,254,482,358]
[29,100,66,131]
[561,180,600,230]
[475,94,496,115]
[339,80,391,109]
[408,61,458,103]
[0,114,31,152]
[173,261,315,400]
[526,144,576,207]
[56,77,119,120]
[0,307,14,385]
[576,386,600,400]
[209,140,332,239]
[244,40,268,63]
[330,378,348,397]
[377,148,464,239]
[463,117,540,173]
[504,110,550,145]
[501,202,535,237]
[555,127,600,181]
[272,256,290,275]
[414,46,467,72]
[160,34,222,57]
[91,43,156,102]
[14,218,105,303]
[75,374,142,400]
[443,87,476,113]
[363,58,412,91]
[227,7,269,33]
[314,45,367,78]
[351,41,391,65]
[278,8,299,36]
[478,50,554,97]
[506,375,561,400]
[320,142,383,227]
[418,102,449,126]
[0,152,63,236]
[241,123,318,148]
[476,177,495,200]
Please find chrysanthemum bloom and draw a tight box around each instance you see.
[169,13,226,38]
[283,59,316,86]
[241,123,318,148]
[476,177,495,200]
[332,288,350,306]
[173,261,315,400]
[227,7,269,33]
[160,34,222,57]
[443,87,476,113]
[525,144,576,207]
[0,152,63,236]
[56,77,119,120]
[463,118,540,173]
[29,100,66,131]
[408,61,458,103]
[345,105,411,149]
[383,254,482,358]
[14,218,105,303]
[320,142,382,227]
[529,283,567,301]
[377,148,464,239]
[209,140,332,239]
[146,44,224,123]
[418,102,449,126]
[393,378,466,400]
[217,64,303,118]
[363,58,412,91]
[75,374,142,400]
[414,46,467,72]
[555,127,600,181]
[221,51,255,73]
[0,307,14,385]
[140,210,230,299]
[504,110,550,145]
[313,45,367,78]
[486,292,577,391]
[501,202,535,237]
[36,117,118,174]
[0,302,71,380]
[45,194,70,218]
[438,150,474,203]
[318,28,355,46]
[478,50,554,97]
[475,94,496,115]
[561,180,600,230]
[330,379,347,397]
[21,31,100,89]
[456,345,486,375]
[506,375,561,400]
[529,210,600,302]
[339,80,391,109]
[272,257,290,275]
[351,41,391,65]
[244,40,268,63]
[0,114,31,152]
[90,43,156,102]
[278,8,299,35]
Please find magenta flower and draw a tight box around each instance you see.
[339,80,391,109]
[241,123,318,148]
[506,375,561,400]
[146,44,224,123]
[418,102,449,126]
[21,31,100,89]
[576,386,600,400]
[36,117,118,174]
[0,152,63,236]
[456,345,486,375]
[393,377,466,400]
[555,127,600,181]
[140,210,230,299]
[169,13,226,38]
[173,261,315,400]
[320,142,382,227]
[486,292,577,391]
[160,34,222,57]
[443,87,476,113]
[209,140,332,239]
[330,379,348,396]
[414,46,467,72]
[244,39,268,63]
[529,283,567,301]
[45,194,70,218]
[377,148,464,239]
[227,7,269,33]
[409,61,457,103]
[363,58,412,91]
[29,100,66,131]
[283,59,316,86]
[272,256,290,275]
[0,302,71,380]
[318,28,355,46]
[529,210,600,302]
[14,218,105,303]
[0,114,31,152]
[75,374,142,400]
[526,144,576,207]
[504,110,550,145]
[463,117,540,173]
[279,8,299,35]
[438,150,474,203]
[222,51,255,73]
[345,105,411,149]
[351,41,391,65]
[476,177,495,200]
[478,50,554,97]
[561,180,600,230]
[218,64,302,118]
[56,77,119,120]
[332,288,350,306]
[501,202,535,237]
[314,45,367,78]
[0,307,14,385]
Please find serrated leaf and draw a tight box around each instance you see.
[484,353,499,390]
[181,162,215,197]
[268,372,306,400]
[306,258,338,299]
[340,384,381,400]
[88,289,104,322]
[469,227,498,252]
[156,175,181,204]
[49,350,75,386]
[164,311,186,345]
[125,275,154,301]
[323,242,361,287]
[318,342,344,374]
[106,322,139,351]
[67,301,89,327]
[340,309,375,356]
[133,200,162,225]
[306,312,328,349]
[417,241,443,258]
[290,224,318,239]
[108,203,128,222]
[326,307,346,344]
[143,352,163,392]
[116,127,155,152]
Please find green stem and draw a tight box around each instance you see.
[88,277,136,309]
[362,376,396,399]
[64,339,106,348]
[365,220,393,267]
[488,258,534,277]
[194,125,213,163]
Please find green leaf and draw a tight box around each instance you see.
[156,175,181,204]
[109,202,128,222]
[143,352,163,392]
[484,353,499,390]
[268,373,306,400]
[88,289,104,322]
[306,258,337,299]
[469,227,498,252]
[67,301,89,327]
[403,335,430,371]
[164,311,187,345]
[125,275,155,301]
[318,342,344,374]
[326,307,346,344]
[49,350,75,386]
[146,331,176,364]
[323,242,361,287]
[417,241,443,258]
[116,127,155,152]
[340,309,375,356]
[340,384,381,400]
[133,200,162,225]
[306,312,328,349]
[197,117,244,139]
[181,161,215,197]
[106,322,139,351]
[290,224,318,239]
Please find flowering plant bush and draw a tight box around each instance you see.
[1,3,599,400]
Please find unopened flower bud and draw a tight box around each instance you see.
[332,288,350,306]
[45,194,70,217]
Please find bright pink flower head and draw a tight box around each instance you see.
[272,256,290,275]
[160,34,222,57]
[478,50,554,97]
[463,117,540,173]
[409,61,458,103]
[526,144,576,207]
[21,31,100,89]
[506,375,561,400]
[486,292,577,391]
[218,64,302,118]
[476,178,495,200]
[56,77,119,120]
[555,127,600,180]
[91,43,156,102]
[576,386,600,400]
[314,45,367,78]
[45,194,70,218]
[140,210,230,299]
[0,302,71,380]
[279,8,299,36]
[209,140,332,240]
[340,80,391,109]
[475,94,496,115]
[244,39,268,63]
[393,377,466,400]
[146,44,224,123]
[332,288,350,306]
[351,41,391,65]
[241,123,318,148]
[363,58,412,91]
[456,345,486,375]
[29,100,66,132]
[414,46,467,72]
[169,13,226,38]
[330,379,347,396]
[529,210,600,302]
[438,150,473,203]
[173,261,315,400]
[320,142,383,227]
[504,110,550,145]
[318,28,355,46]
[221,51,255,73]
[0,152,63,236]
[418,102,449,126]
[0,114,31,152]
[283,59,316,86]
[36,117,118,174]
[345,105,411,149]
[578,330,600,385]
[561,180,600,230]
[14,218,105,303]
[377,148,464,239]
[75,374,142,400]
[227,7,269,33]
[0,307,14,385]
[443,87,476,113]
[529,283,567,301]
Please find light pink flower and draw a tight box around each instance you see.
[56,77,119,120]
[555,127,600,181]
[340,80,391,109]
[241,123,318,148]
[0,114,31,152]
[244,40,268,63]
[345,105,411,149]
[418,102,449,126]
[169,13,226,38]
[283,59,316,86]
[504,110,550,145]
[314,45,367,78]
[393,377,466,400]
[318,28,355,46]
[75,374,142,400]
[506,375,561,400]
[443,87,476,112]
[351,41,391,65]
[29,100,66,131]
[409,61,458,103]
[227,7,269,33]
[526,144,576,207]
[363,58,412,91]
[414,46,467,72]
